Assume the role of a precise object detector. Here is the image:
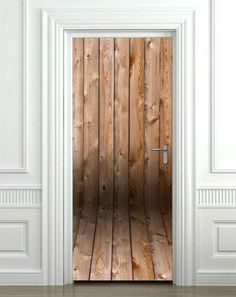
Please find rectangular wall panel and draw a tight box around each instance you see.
[0,222,27,253]
[0,0,26,171]
[0,209,41,270]
[213,0,236,171]
[218,225,236,252]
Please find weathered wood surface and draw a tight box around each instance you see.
[129,38,155,280]
[73,37,172,281]
[90,39,114,280]
[73,38,84,221]
[73,38,99,280]
[159,38,172,213]
[112,38,133,280]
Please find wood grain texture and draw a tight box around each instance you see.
[146,204,172,280]
[129,38,155,280]
[162,211,172,246]
[73,37,172,281]
[73,38,84,215]
[159,38,172,213]
[144,38,165,280]
[144,38,160,209]
[112,38,132,280]
[73,212,79,249]
[73,38,99,280]
[90,39,114,280]
[143,38,172,280]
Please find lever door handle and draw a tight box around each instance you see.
[151,144,168,165]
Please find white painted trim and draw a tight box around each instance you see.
[0,185,42,190]
[211,0,236,173]
[63,31,73,285]
[41,9,49,286]
[70,31,174,37]
[0,189,41,208]
[197,188,236,207]
[42,7,196,285]
[0,269,42,274]
[197,270,236,274]
[0,0,28,173]
[196,271,236,286]
[0,269,42,285]
[197,185,236,190]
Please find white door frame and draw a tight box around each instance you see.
[42,7,196,285]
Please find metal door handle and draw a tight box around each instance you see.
[152,144,168,165]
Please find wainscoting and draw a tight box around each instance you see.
[0,188,42,284]
[196,188,236,285]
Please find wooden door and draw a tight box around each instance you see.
[73,38,172,281]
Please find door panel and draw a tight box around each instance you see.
[73,37,172,281]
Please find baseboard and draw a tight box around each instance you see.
[0,270,42,285]
[196,271,236,285]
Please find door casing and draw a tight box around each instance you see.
[42,7,196,285]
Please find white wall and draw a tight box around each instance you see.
[0,0,235,285]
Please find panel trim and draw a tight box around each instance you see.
[0,0,28,173]
[211,0,236,173]
[0,221,29,257]
[211,221,236,258]
[197,188,236,208]
[214,221,236,253]
[0,189,41,208]
[0,185,42,190]
[217,225,236,253]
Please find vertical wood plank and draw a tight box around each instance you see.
[73,38,99,280]
[159,38,172,213]
[144,38,172,280]
[144,38,160,211]
[90,38,114,280]
[73,38,84,215]
[162,212,172,245]
[151,208,172,280]
[112,38,133,280]
[129,38,154,280]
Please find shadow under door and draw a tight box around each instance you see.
[73,37,172,281]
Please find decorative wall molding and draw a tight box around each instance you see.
[0,189,41,208]
[213,221,236,255]
[197,188,236,207]
[0,0,28,173]
[211,0,216,173]
[0,206,41,282]
[0,185,42,190]
[211,0,236,173]
[0,221,28,257]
